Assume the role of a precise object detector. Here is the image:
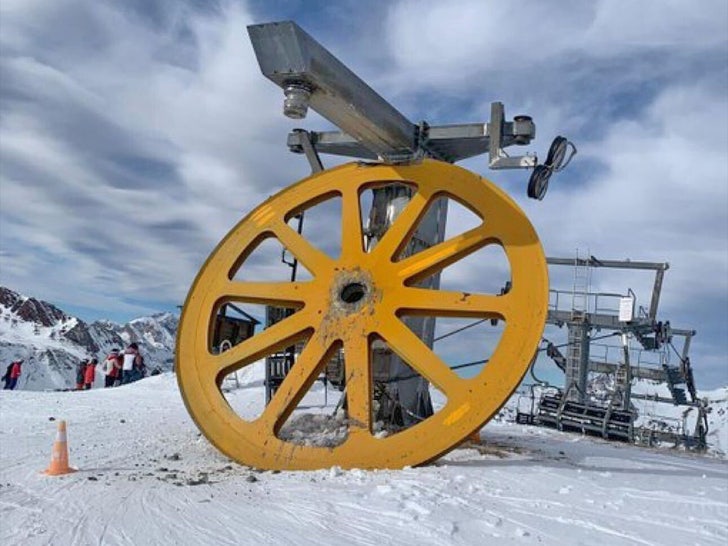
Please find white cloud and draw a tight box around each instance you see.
[0,1,306,318]
[535,83,728,301]
[384,0,727,87]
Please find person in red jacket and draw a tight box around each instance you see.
[2,360,23,390]
[84,358,97,389]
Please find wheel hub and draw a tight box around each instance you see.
[330,269,376,314]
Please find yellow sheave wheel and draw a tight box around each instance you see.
[176,159,548,470]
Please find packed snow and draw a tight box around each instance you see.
[1,370,726,546]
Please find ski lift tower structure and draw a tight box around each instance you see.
[246,21,573,426]
[175,20,576,470]
[539,255,703,444]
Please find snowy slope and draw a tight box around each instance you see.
[1,371,726,546]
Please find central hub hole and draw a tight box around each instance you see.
[340,282,367,304]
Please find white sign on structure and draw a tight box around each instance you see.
[619,297,634,322]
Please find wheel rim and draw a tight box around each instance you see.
[176,159,548,470]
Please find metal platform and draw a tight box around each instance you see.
[536,393,634,441]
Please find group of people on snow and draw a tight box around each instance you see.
[1,360,23,390]
[76,343,147,389]
[2,343,149,392]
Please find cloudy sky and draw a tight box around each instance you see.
[1,0,726,387]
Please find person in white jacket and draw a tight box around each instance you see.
[100,349,122,388]
[121,343,141,385]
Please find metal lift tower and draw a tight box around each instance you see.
[534,254,706,447]
[247,21,571,427]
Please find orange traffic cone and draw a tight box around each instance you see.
[43,420,77,476]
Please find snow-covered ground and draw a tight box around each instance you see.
[1,373,726,546]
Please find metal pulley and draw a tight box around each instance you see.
[176,160,548,469]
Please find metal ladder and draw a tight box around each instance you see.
[571,250,591,322]
[564,251,591,401]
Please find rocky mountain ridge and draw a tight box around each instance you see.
[0,286,177,390]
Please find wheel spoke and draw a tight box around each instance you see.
[221,280,311,308]
[372,188,433,261]
[340,186,364,259]
[272,220,334,276]
[202,310,312,380]
[398,287,511,319]
[377,318,463,400]
[342,334,372,436]
[259,328,331,433]
[396,224,494,284]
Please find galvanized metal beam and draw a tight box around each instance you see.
[249,22,536,165]
[547,257,669,271]
[649,267,665,320]
[248,21,416,161]
[547,309,654,329]
[286,119,536,164]
[588,360,667,381]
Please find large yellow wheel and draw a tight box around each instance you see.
[176,159,547,470]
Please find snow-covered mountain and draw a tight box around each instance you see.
[0,286,177,390]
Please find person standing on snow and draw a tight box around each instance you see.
[2,360,22,390]
[122,343,140,385]
[134,352,147,381]
[75,359,87,390]
[100,349,122,388]
[84,358,98,389]
[1,362,13,389]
